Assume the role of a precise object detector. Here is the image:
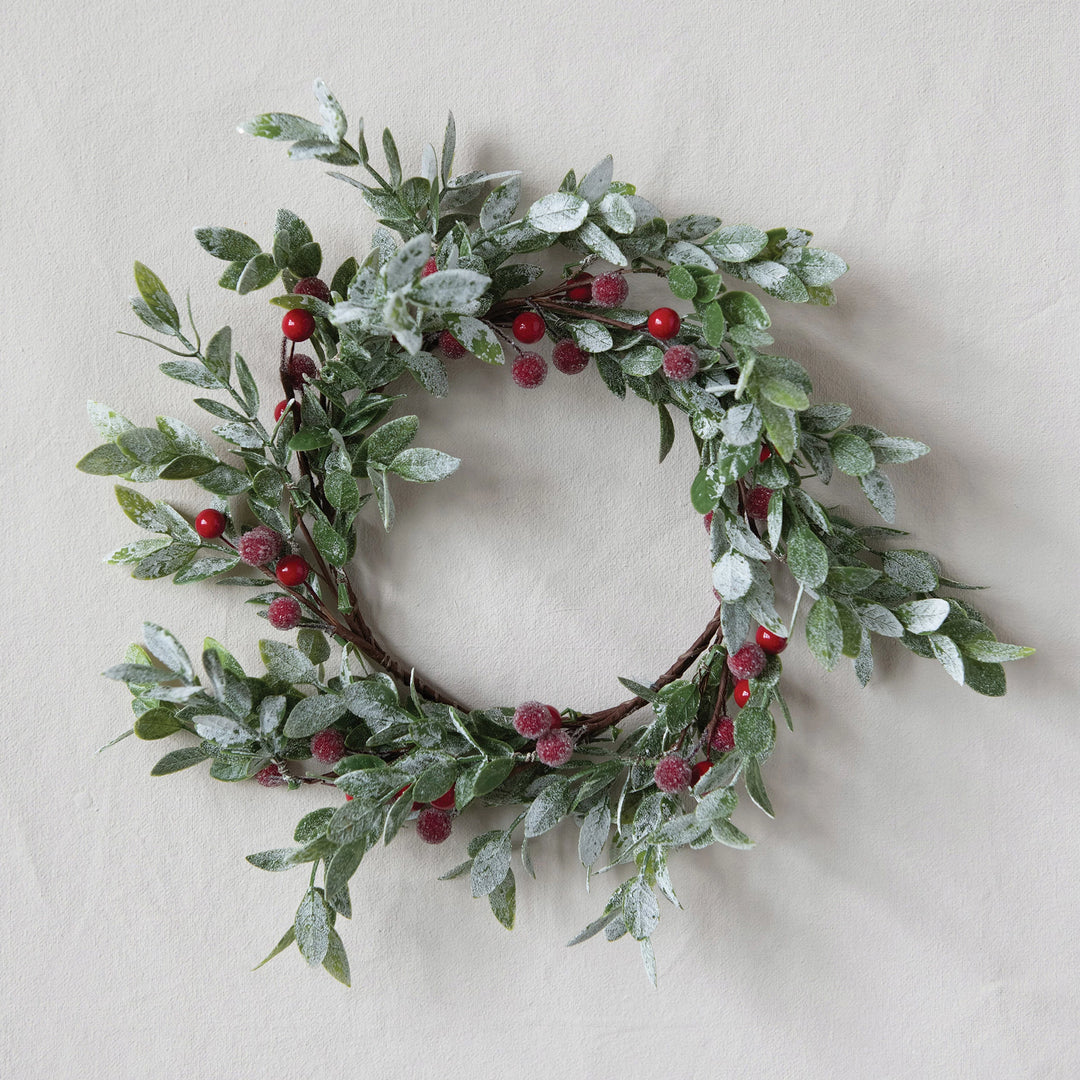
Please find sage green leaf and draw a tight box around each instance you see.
[859,468,896,522]
[194,227,260,262]
[703,225,768,263]
[787,526,829,588]
[702,302,726,347]
[239,112,324,141]
[133,710,182,740]
[825,565,882,593]
[87,400,135,441]
[624,878,659,941]
[831,431,875,476]
[895,598,949,634]
[579,800,611,867]
[488,869,516,930]
[719,402,762,446]
[735,708,775,758]
[412,269,490,310]
[403,350,449,397]
[132,542,197,579]
[883,550,939,592]
[853,601,904,637]
[795,247,848,286]
[142,623,192,679]
[236,252,279,294]
[928,633,965,684]
[758,375,809,411]
[744,757,774,816]
[159,456,216,480]
[150,745,211,775]
[744,260,809,303]
[289,429,333,451]
[295,888,330,967]
[313,518,348,566]
[444,314,503,365]
[713,441,759,483]
[527,192,589,233]
[133,263,179,332]
[668,265,697,300]
[720,290,770,329]
[283,694,348,738]
[159,360,223,389]
[962,656,1007,696]
[321,927,351,986]
[471,833,512,897]
[566,319,613,353]
[253,926,296,970]
[806,596,844,670]
[959,640,1034,662]
[388,447,460,482]
[260,640,319,684]
[77,444,132,475]
[695,786,738,823]
[480,175,521,232]
[524,776,575,838]
[195,464,252,496]
[713,551,753,601]
[597,192,635,234]
[758,400,797,461]
[412,759,458,803]
[658,404,675,463]
[105,538,170,565]
[867,434,930,464]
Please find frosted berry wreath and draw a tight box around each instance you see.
[79,81,1032,986]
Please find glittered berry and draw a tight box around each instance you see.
[267,595,302,630]
[703,510,714,534]
[592,271,629,308]
[416,807,453,845]
[194,508,226,539]
[421,257,438,278]
[513,701,554,738]
[237,526,284,567]
[565,272,593,301]
[759,444,772,462]
[288,353,318,384]
[536,727,574,767]
[274,399,289,421]
[648,307,681,339]
[710,716,736,753]
[282,309,315,342]
[255,765,286,788]
[654,754,692,793]
[744,486,773,518]
[691,760,713,784]
[438,330,466,359]
[756,626,788,654]
[512,352,547,389]
[733,680,752,708]
[275,554,309,587]
[293,277,332,303]
[662,344,698,381]
[310,728,346,765]
[431,786,456,811]
[513,311,545,344]
[727,641,767,680]
[546,705,562,728]
[552,338,588,375]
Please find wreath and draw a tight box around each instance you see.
[78,80,1032,987]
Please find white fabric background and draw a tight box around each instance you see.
[3,2,1078,1077]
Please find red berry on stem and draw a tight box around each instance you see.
[536,728,574,767]
[267,595,302,630]
[710,716,736,753]
[513,701,554,738]
[691,760,713,783]
[592,272,629,308]
[288,353,318,384]
[237,526,284,567]
[703,510,714,534]
[759,444,772,462]
[565,272,593,301]
[648,307,681,339]
[545,705,562,728]
[311,728,346,764]
[282,309,315,342]
[727,642,767,679]
[552,339,588,375]
[756,626,788,654]
[431,786,456,811]
[438,330,466,359]
[293,277,332,303]
[416,807,453,845]
[255,765,286,788]
[654,754,692,793]
[513,311,545,344]
[274,399,289,421]
[662,344,699,380]
[275,554,309,587]
[421,257,438,278]
[744,486,773,519]
[512,352,547,388]
[733,680,752,708]
[194,508,226,539]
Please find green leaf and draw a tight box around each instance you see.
[668,265,697,300]
[962,656,1007,697]
[194,227,261,262]
[744,756,774,816]
[524,777,575,838]
[959,640,1034,662]
[133,263,179,332]
[526,192,589,233]
[867,434,930,464]
[159,360,224,390]
[894,598,950,634]
[195,464,252,497]
[239,112,325,141]
[566,319,613,354]
[831,431,875,477]
[713,551,753,602]
[87,400,135,441]
[295,888,330,967]
[388,447,460,482]
[313,518,349,566]
[471,833,512,897]
[411,269,491,310]
[444,314,503,365]
[928,633,965,684]
[734,708,775,758]
[322,927,351,986]
[859,469,896,523]
[703,224,768,263]
[288,429,333,451]
[488,869,516,929]
[719,290,770,329]
[796,247,848,286]
[653,680,699,732]
[579,800,611,867]
[260,640,319,684]
[758,375,809,412]
[657,404,675,464]
[133,710,182,740]
[253,926,296,970]
[624,878,659,941]
[883,550,939,592]
[150,745,210,775]
[364,415,418,463]
[77,443,132,475]
[758,400,797,462]
[143,623,193,678]
[132,542,197,579]
[283,694,348,738]
[702,302,727,347]
[480,175,522,232]
[236,252,279,295]
[787,526,829,588]
[806,597,844,670]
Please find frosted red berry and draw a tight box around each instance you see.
[565,272,593,301]
[710,716,736,753]
[703,510,714,534]
[421,257,438,278]
[536,727,574,767]
[744,486,773,519]
[513,701,554,738]
[546,705,562,728]
[438,330,466,358]
[592,271,629,308]
[293,277,332,303]
[282,309,315,342]
[727,641,767,680]
[289,353,318,384]
[512,352,547,389]
[759,444,772,462]
[431,786,456,811]
[274,399,289,421]
[310,728,346,765]
[552,339,588,375]
[194,508,226,539]
[756,626,788,654]
[654,754,692,793]
[662,344,699,381]
[733,680,752,708]
[648,307,681,339]
[267,595,302,630]
[512,311,545,344]
[255,765,286,788]
[275,554,309,587]
[237,526,284,567]
[416,807,453,845]
[691,760,713,784]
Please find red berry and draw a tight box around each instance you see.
[546,705,562,728]
[733,680,752,708]
[267,595,302,630]
[416,807,453,845]
[591,272,629,308]
[703,510,714,534]
[282,309,315,342]
[662,344,699,380]
[275,555,309,587]
[274,399,289,421]
[710,717,736,753]
[727,642,767,679]
[430,786,456,811]
[255,765,286,788]
[691,760,712,783]
[654,754,692,793]
[565,272,593,301]
[759,444,772,462]
[438,330,466,359]
[194,508,226,539]
[513,311,545,344]
[536,727,574,767]
[237,526,284,567]
[513,701,554,738]
[744,486,773,519]
[512,352,547,388]
[421,257,438,278]
[756,626,788,654]
[288,353,318,384]
[293,277,332,303]
[345,793,353,801]
[310,728,346,764]
[648,307,681,339]
[552,339,588,375]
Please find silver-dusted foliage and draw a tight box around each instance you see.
[80,80,1031,987]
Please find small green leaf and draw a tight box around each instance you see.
[133,263,180,332]
[806,596,844,670]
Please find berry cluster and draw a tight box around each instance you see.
[512,701,574,766]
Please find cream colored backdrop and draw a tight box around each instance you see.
[3,2,1077,1077]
